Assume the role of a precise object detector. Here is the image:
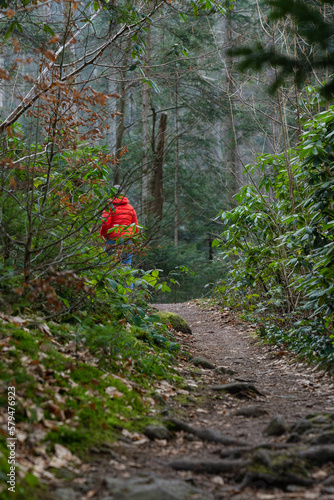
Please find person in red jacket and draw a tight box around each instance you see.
[100,187,139,266]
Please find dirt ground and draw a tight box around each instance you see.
[63,301,334,500]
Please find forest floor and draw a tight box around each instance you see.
[51,300,334,500]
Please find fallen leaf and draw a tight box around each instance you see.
[311,470,327,480]
[86,490,97,498]
[212,476,224,486]
[105,386,124,398]
[16,430,28,443]
[38,323,52,335]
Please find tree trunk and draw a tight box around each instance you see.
[150,112,167,221]
[141,26,151,221]
[224,14,238,207]
[174,83,179,248]
[114,46,129,184]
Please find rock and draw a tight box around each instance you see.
[298,445,334,465]
[322,474,334,486]
[154,311,192,334]
[190,356,215,369]
[264,415,287,436]
[322,487,334,494]
[235,406,268,418]
[286,433,301,443]
[290,419,313,435]
[144,424,171,440]
[185,433,196,441]
[90,445,121,460]
[311,432,334,445]
[53,488,77,500]
[211,382,263,399]
[214,366,236,376]
[104,474,214,500]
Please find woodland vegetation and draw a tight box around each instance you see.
[1,0,334,497]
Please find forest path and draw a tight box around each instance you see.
[58,301,334,500]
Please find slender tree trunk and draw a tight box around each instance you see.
[174,82,179,248]
[150,112,167,220]
[224,14,238,207]
[114,44,129,184]
[108,73,117,158]
[0,54,4,109]
[141,26,151,221]
[62,1,77,123]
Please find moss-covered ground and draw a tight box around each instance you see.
[0,310,184,499]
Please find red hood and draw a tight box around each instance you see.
[111,196,129,206]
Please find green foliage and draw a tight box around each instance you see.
[214,103,334,365]
[258,321,334,369]
[231,0,334,97]
[144,244,227,303]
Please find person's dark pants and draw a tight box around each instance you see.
[105,239,133,266]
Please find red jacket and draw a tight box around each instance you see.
[100,196,139,240]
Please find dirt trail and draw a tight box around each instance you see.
[55,301,334,500]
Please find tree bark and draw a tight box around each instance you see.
[224,14,239,207]
[149,112,167,220]
[174,82,179,248]
[141,25,151,221]
[114,43,130,184]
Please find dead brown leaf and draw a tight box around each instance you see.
[105,386,124,398]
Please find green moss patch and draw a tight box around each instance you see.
[155,311,192,334]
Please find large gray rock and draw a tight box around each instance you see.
[144,424,171,440]
[104,475,214,500]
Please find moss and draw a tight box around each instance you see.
[0,315,183,490]
[155,311,192,334]
[248,450,309,479]
[71,364,102,383]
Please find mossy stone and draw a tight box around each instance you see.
[144,424,171,440]
[290,419,313,435]
[264,415,287,436]
[155,311,192,334]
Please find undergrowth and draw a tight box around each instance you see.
[0,303,184,499]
